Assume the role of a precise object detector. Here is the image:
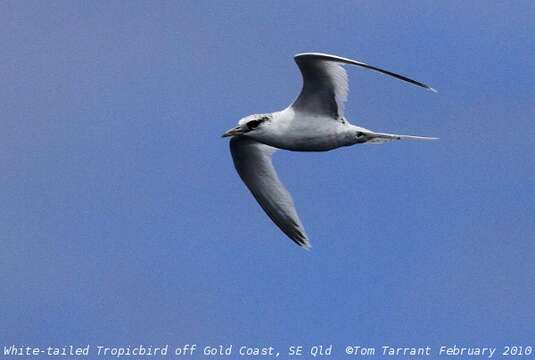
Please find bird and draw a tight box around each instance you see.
[223,52,436,249]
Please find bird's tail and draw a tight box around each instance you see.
[364,131,438,144]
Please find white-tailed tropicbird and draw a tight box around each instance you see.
[223,53,437,249]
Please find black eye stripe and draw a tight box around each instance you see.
[247,120,261,129]
[247,117,267,130]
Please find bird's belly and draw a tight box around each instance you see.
[270,127,348,152]
[251,111,355,151]
[278,135,340,151]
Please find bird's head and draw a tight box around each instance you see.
[222,114,271,138]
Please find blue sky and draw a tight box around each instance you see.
[2,0,534,356]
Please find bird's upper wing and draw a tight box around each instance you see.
[230,136,310,248]
[291,52,436,118]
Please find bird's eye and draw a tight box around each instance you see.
[357,132,364,137]
[247,120,263,130]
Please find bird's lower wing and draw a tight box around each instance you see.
[230,136,310,248]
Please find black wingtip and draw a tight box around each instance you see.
[293,235,312,250]
[293,239,312,250]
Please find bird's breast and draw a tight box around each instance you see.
[264,116,354,152]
